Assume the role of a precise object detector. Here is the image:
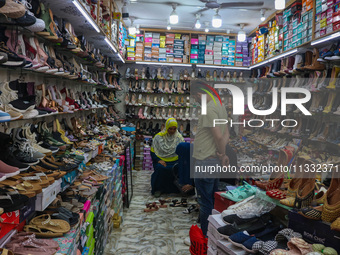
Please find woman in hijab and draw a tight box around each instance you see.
[151,118,184,197]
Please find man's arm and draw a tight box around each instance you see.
[211,126,229,155]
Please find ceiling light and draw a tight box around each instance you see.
[275,0,285,10]
[122,2,129,19]
[205,22,209,33]
[169,4,178,24]
[238,24,246,42]
[72,0,100,33]
[212,9,222,28]
[195,14,201,29]
[260,9,266,21]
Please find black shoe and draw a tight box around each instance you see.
[8,98,35,113]
[0,41,25,66]
[222,214,259,225]
[12,147,39,165]
[217,224,240,238]
[15,11,36,26]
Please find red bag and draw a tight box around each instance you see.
[189,225,208,255]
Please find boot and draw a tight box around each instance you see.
[304,48,325,71]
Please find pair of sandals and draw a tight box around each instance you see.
[170,198,188,207]
[221,181,257,202]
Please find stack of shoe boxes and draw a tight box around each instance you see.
[152,33,160,62]
[143,146,153,171]
[266,20,280,58]
[166,33,175,62]
[236,40,247,66]
[174,38,185,63]
[135,35,144,61]
[257,34,265,62]
[183,35,190,63]
[144,32,153,61]
[243,39,252,66]
[126,37,135,61]
[315,0,333,38]
[134,138,144,170]
[251,37,257,65]
[190,37,199,64]
[213,36,223,65]
[228,39,236,66]
[300,10,313,44]
[283,7,293,51]
[159,36,166,62]
[205,35,215,65]
[143,137,153,170]
[333,1,340,31]
[221,37,229,65]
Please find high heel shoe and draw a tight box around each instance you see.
[36,84,57,113]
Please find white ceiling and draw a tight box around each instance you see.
[117,0,277,34]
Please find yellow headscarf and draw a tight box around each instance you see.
[151,118,184,162]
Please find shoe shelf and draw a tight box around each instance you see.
[126,104,190,109]
[249,129,340,150]
[127,90,190,95]
[124,78,192,82]
[43,0,125,63]
[0,65,99,86]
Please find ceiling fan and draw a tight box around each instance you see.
[197,1,264,13]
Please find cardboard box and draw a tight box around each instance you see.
[289,211,340,252]
[214,192,236,213]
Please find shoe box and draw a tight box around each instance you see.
[35,180,60,211]
[19,196,36,223]
[288,210,340,252]
[0,210,20,240]
[61,170,78,191]
[214,192,236,213]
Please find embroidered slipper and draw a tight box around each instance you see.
[266,189,287,200]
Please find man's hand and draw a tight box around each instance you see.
[217,152,229,167]
[158,160,167,167]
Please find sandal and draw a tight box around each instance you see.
[144,202,159,212]
[170,198,188,207]
[29,214,70,234]
[221,182,257,202]
[183,204,198,214]
[159,200,167,208]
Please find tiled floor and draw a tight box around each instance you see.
[104,170,198,255]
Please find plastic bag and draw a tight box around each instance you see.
[189,225,208,255]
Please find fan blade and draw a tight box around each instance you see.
[199,0,209,2]
[196,7,209,13]
[220,2,264,8]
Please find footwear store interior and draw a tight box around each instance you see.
[0,0,340,254]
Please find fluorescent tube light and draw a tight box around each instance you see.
[72,0,100,33]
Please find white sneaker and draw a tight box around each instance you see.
[183,237,191,246]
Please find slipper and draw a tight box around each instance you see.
[29,214,70,234]
[23,225,64,238]
[266,189,287,200]
[0,188,29,212]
